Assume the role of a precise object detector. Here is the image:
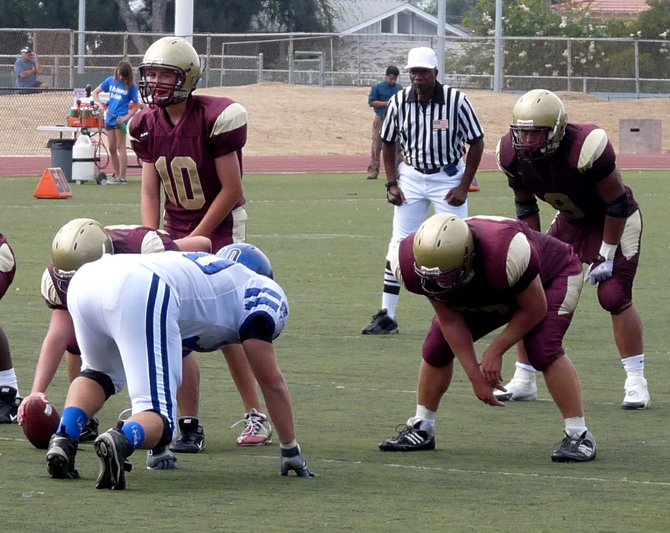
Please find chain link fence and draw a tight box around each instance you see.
[1,29,668,156]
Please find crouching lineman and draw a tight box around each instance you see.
[378,214,597,462]
[46,245,314,489]
[0,233,20,423]
[19,218,209,469]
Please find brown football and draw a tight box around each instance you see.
[21,398,60,449]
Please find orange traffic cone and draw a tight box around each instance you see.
[34,168,73,199]
[469,176,481,193]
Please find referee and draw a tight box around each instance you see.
[362,46,485,335]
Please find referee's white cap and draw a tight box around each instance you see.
[405,47,438,70]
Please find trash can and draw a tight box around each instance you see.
[47,138,76,182]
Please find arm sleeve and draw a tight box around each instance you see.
[380,92,401,143]
[210,101,248,157]
[99,77,112,92]
[239,313,276,343]
[458,94,485,144]
[368,84,378,107]
[505,233,540,294]
[0,237,16,299]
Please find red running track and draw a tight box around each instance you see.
[1,152,670,177]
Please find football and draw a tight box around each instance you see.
[21,398,60,449]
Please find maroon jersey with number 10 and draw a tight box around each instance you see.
[130,95,247,245]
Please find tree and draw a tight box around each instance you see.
[634,0,670,39]
[449,0,642,90]
[0,0,121,30]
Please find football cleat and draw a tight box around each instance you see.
[169,417,205,453]
[379,422,435,452]
[622,376,651,410]
[94,427,134,490]
[78,416,99,443]
[0,386,21,424]
[493,376,538,402]
[46,432,80,479]
[232,408,273,446]
[146,445,178,470]
[280,445,316,477]
[361,309,399,335]
[551,430,597,463]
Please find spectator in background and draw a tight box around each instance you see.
[92,60,141,185]
[14,46,48,93]
[366,65,403,180]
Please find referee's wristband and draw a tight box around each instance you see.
[385,180,398,190]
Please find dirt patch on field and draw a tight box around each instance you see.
[7,83,670,157]
[201,84,670,156]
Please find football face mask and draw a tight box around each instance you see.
[415,263,474,302]
[510,125,556,162]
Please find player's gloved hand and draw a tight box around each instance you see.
[146,446,178,470]
[280,444,316,477]
[584,257,614,285]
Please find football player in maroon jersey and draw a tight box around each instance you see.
[496,89,649,410]
[378,214,597,463]
[0,233,20,423]
[131,36,272,450]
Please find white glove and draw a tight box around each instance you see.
[584,258,614,285]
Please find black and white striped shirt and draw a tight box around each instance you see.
[381,82,484,171]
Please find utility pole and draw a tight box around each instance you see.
[437,0,446,82]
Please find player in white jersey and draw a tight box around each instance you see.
[46,248,315,489]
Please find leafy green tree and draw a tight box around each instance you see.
[452,0,646,89]
[0,0,121,30]
[634,0,670,39]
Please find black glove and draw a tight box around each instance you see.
[280,444,316,477]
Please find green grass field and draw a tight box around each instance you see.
[0,171,669,531]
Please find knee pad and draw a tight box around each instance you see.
[151,411,174,448]
[80,369,115,400]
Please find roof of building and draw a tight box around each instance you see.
[559,0,650,16]
[331,0,469,37]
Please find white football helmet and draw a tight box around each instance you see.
[51,218,113,272]
[139,36,201,107]
[510,89,567,161]
[413,214,475,300]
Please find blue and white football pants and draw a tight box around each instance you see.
[68,261,181,439]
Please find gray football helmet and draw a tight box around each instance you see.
[139,36,201,107]
[510,89,567,161]
[413,214,475,300]
[51,218,113,272]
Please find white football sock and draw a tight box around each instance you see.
[0,368,18,394]
[564,416,587,438]
[408,405,436,433]
[622,354,644,377]
[513,361,536,380]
